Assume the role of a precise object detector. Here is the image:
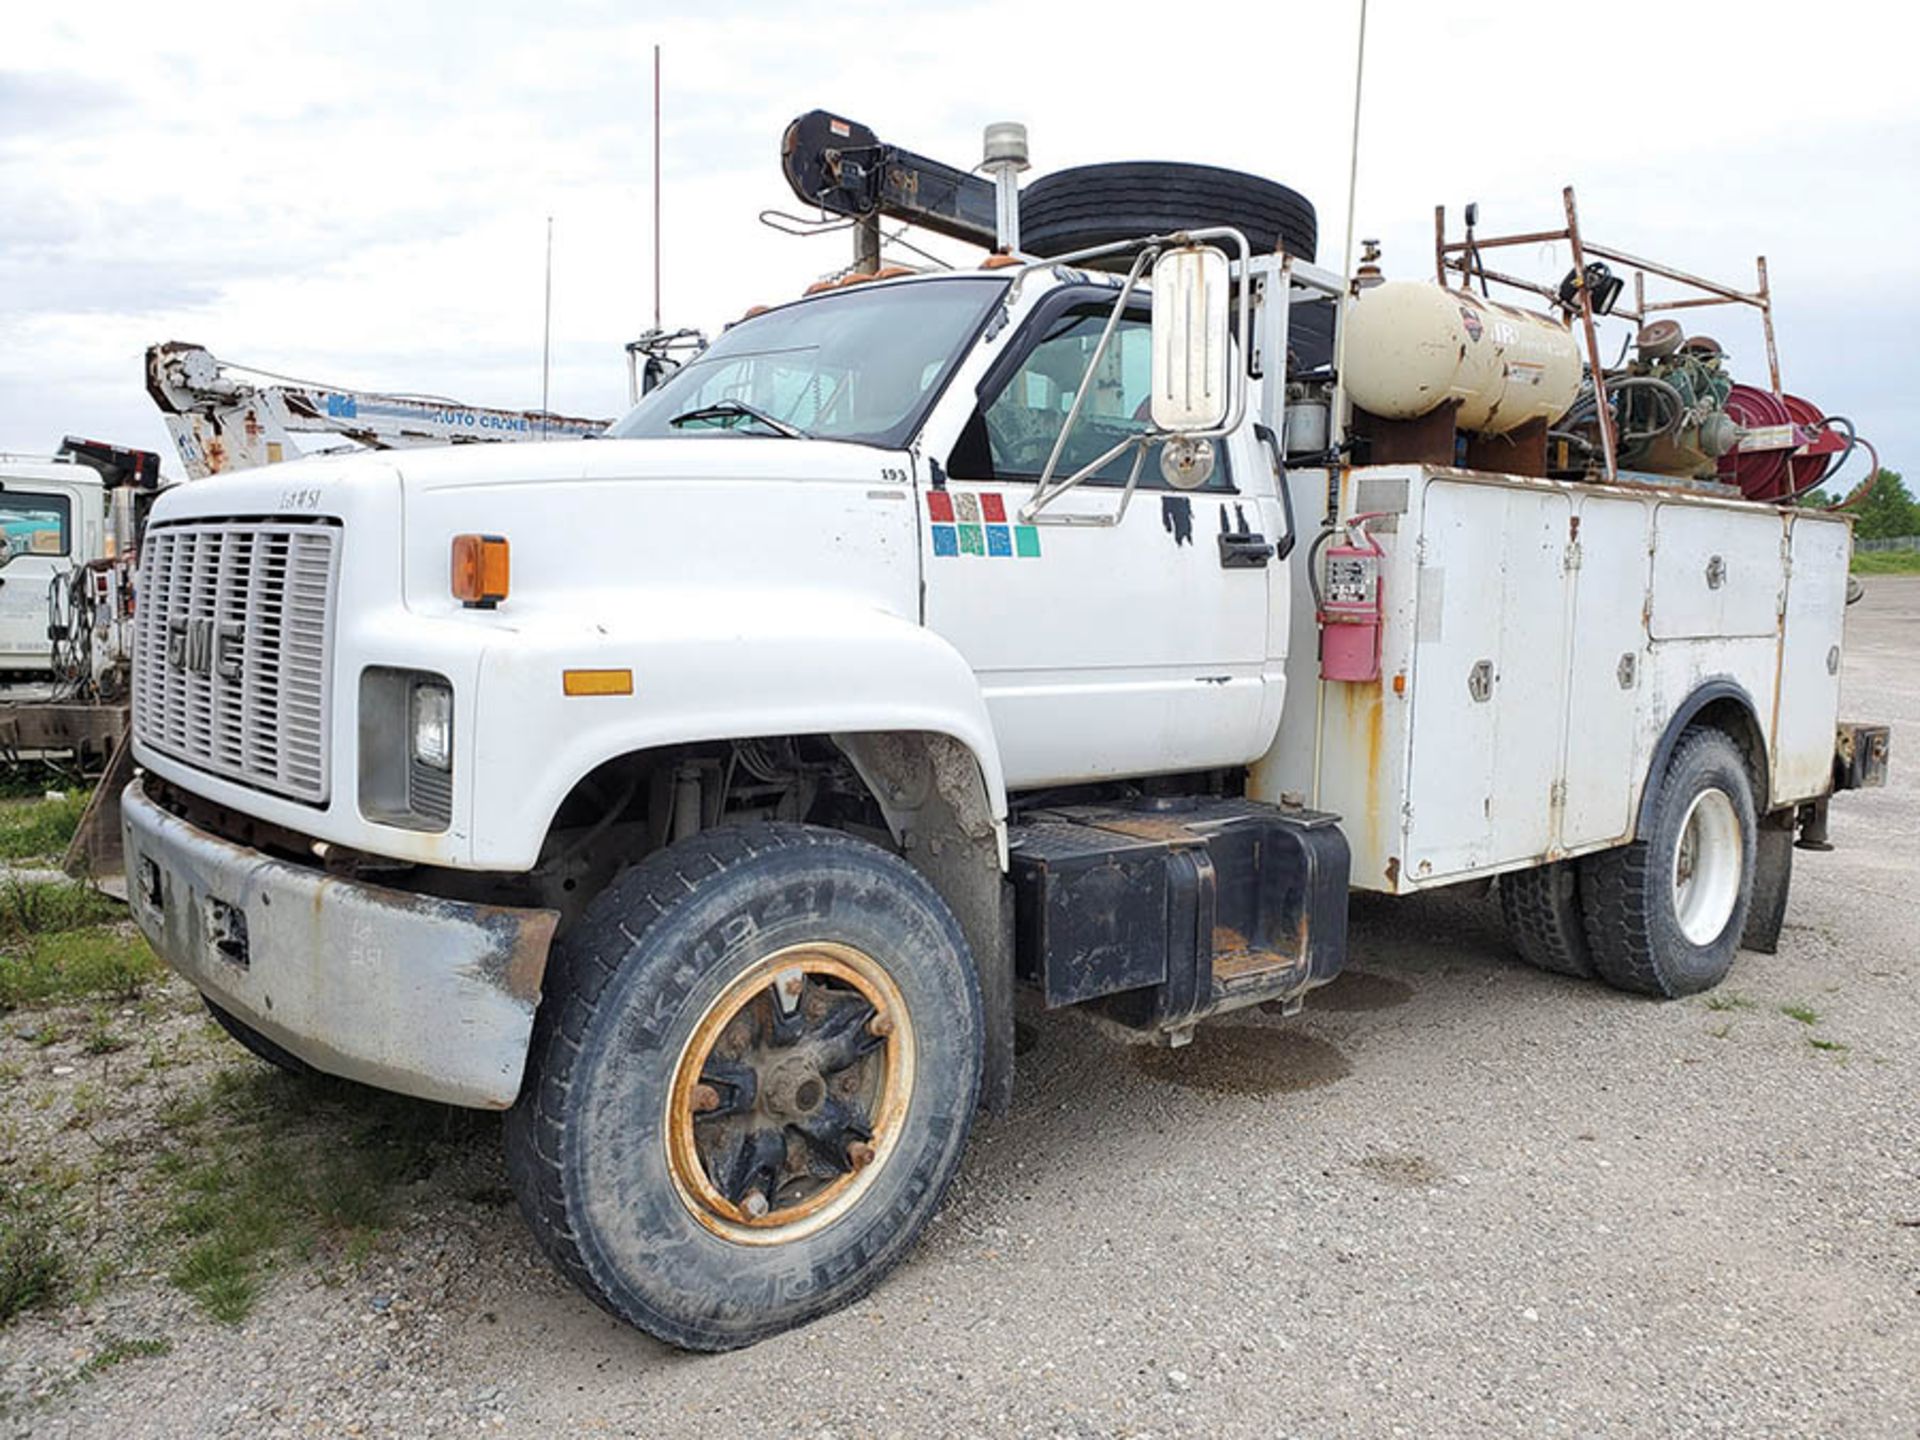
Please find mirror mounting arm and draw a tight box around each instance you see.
[1016,227,1252,528]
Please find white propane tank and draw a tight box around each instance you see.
[1343,282,1582,435]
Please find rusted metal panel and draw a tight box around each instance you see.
[1833,722,1890,792]
[0,701,128,755]
[120,778,557,1109]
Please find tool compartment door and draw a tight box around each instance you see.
[1559,492,1653,847]
[1771,514,1850,805]
[1403,479,1571,880]
[1649,503,1782,639]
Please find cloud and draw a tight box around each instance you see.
[0,0,1915,479]
[0,70,128,139]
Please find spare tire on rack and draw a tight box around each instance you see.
[1018,161,1318,264]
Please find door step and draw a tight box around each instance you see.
[1007,795,1349,1036]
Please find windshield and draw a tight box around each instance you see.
[608,277,1006,449]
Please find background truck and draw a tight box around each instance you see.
[116,110,1887,1352]
[0,438,161,768]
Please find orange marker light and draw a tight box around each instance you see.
[451,534,510,608]
[563,669,633,697]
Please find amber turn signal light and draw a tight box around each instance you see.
[562,668,634,697]
[451,534,509,608]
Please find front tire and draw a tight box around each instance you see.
[1579,728,1758,997]
[504,822,983,1351]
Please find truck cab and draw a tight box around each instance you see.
[0,456,105,683]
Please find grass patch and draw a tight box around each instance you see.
[0,878,122,944]
[1852,549,1920,576]
[80,1012,127,1056]
[0,925,161,1011]
[79,1333,171,1378]
[1808,1037,1850,1054]
[1703,991,1757,1012]
[1779,1003,1821,1026]
[0,1188,67,1324]
[150,1069,488,1325]
[0,792,91,862]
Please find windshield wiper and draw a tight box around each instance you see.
[666,400,807,438]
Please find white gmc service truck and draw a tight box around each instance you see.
[120,114,1887,1350]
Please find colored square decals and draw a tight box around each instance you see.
[986,525,1012,557]
[980,492,1007,523]
[931,524,959,557]
[956,493,982,523]
[957,524,985,556]
[1015,525,1042,557]
[926,491,955,523]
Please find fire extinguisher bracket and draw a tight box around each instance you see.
[1317,512,1390,684]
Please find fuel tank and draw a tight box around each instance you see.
[1343,282,1582,436]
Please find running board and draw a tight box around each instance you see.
[1007,797,1349,1037]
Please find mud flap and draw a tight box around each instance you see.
[62,729,135,897]
[1741,811,1794,955]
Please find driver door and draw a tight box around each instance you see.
[921,290,1281,790]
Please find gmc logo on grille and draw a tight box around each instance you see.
[167,618,243,679]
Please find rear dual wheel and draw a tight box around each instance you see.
[505,823,982,1351]
[1581,728,1757,997]
[1502,727,1757,997]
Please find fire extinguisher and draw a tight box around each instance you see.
[1313,511,1388,683]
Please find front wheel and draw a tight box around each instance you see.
[505,822,983,1351]
[1579,727,1758,997]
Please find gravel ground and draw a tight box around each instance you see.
[7,579,1916,1439]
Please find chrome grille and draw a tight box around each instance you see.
[133,520,342,803]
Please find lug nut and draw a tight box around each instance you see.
[847,1141,876,1170]
[743,1189,770,1219]
[690,1083,721,1114]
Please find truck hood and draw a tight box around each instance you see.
[146,436,923,627]
[144,435,896,514]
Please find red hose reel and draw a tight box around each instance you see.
[1717,386,1846,502]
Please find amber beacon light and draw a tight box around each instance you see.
[451,534,510,607]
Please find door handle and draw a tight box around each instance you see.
[1218,533,1273,569]
[1252,422,1297,561]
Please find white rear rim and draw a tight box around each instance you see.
[1672,788,1742,946]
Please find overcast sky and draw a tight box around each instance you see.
[3,0,1914,486]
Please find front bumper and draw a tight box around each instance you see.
[121,778,558,1108]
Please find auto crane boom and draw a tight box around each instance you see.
[144,341,611,479]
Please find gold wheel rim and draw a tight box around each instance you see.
[665,941,915,1245]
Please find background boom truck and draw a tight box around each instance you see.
[117,111,1889,1351]
[0,437,162,768]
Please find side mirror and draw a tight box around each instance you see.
[1150,244,1231,432]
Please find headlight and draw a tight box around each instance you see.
[360,667,454,831]
[410,678,453,771]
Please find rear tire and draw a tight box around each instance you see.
[203,997,317,1077]
[504,822,983,1351]
[1579,728,1757,997]
[1498,862,1595,979]
[1019,161,1318,262]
